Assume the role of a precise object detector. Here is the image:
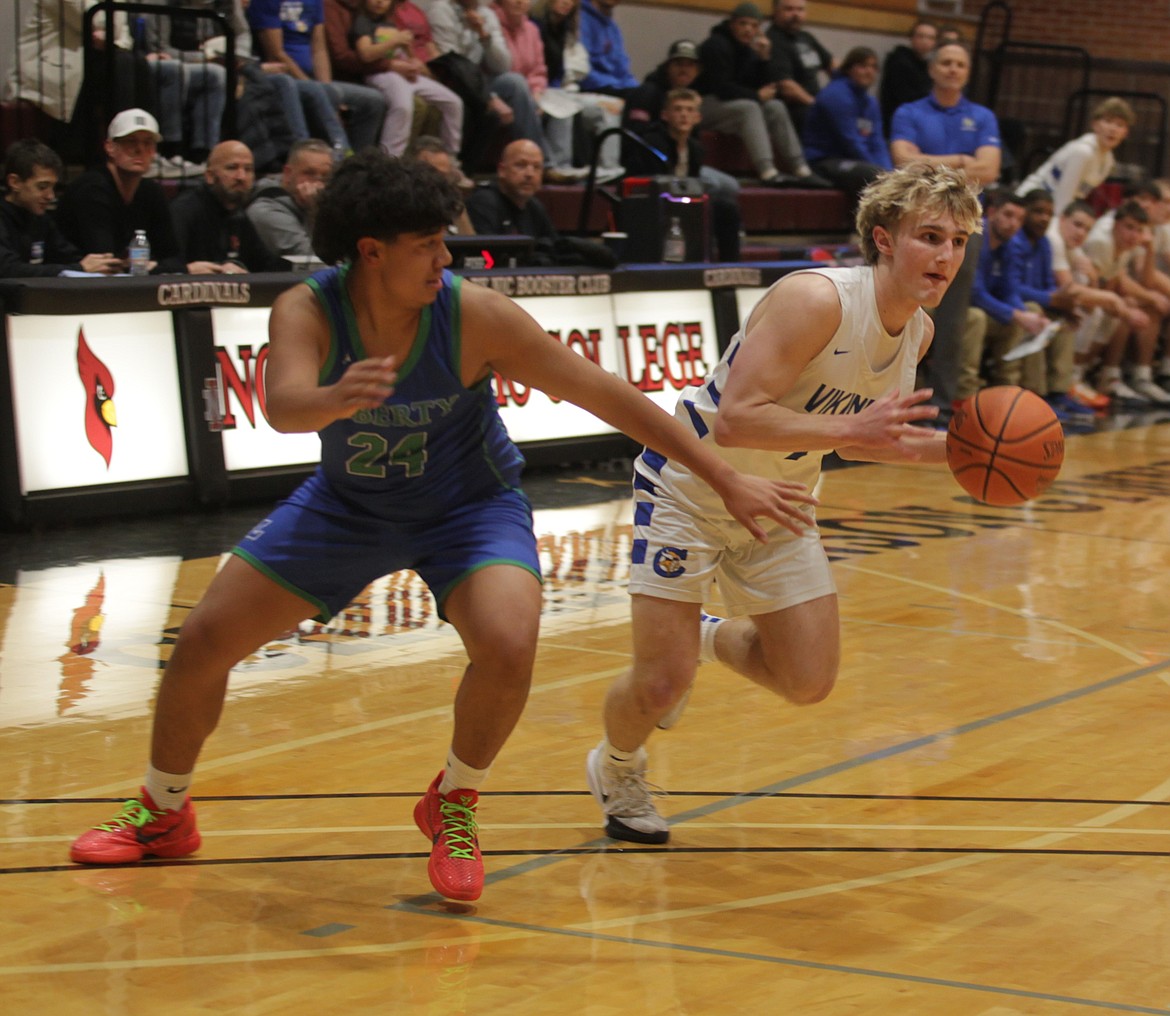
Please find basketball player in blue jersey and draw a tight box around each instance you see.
[587,163,984,844]
[69,151,818,902]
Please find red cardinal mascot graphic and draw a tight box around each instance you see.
[77,329,117,467]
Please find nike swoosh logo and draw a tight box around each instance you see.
[833,349,850,355]
[166,786,187,794]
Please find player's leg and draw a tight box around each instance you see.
[443,564,543,769]
[708,593,841,706]
[605,593,701,749]
[411,490,543,899]
[409,564,541,901]
[703,526,840,706]
[586,595,700,845]
[70,556,320,864]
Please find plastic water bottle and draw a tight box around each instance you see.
[663,216,685,263]
[129,230,150,276]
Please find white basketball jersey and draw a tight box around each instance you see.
[636,265,927,520]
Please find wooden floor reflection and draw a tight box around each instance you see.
[3,417,1170,1015]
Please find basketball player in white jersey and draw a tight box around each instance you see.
[588,163,984,843]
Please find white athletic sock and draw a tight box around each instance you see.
[1101,365,1122,383]
[599,737,638,769]
[1132,364,1154,382]
[144,765,192,812]
[439,750,491,795]
[698,612,725,664]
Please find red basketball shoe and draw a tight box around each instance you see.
[413,772,483,901]
[70,789,201,864]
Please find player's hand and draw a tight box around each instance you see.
[718,474,818,542]
[332,355,397,414]
[849,387,939,451]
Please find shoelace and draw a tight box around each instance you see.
[95,799,162,832]
[438,796,479,859]
[607,770,666,817]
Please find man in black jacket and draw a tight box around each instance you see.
[465,139,616,268]
[766,0,835,131]
[624,88,741,262]
[878,19,936,135]
[171,141,289,273]
[0,140,123,278]
[57,109,193,275]
[695,3,829,188]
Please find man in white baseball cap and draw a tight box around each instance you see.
[57,108,216,274]
[107,108,163,143]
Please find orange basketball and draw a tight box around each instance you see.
[945,386,1064,506]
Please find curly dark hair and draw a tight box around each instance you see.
[311,149,464,264]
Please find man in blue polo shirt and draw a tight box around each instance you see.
[888,39,999,423]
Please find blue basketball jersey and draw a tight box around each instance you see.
[298,265,525,523]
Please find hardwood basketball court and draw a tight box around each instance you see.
[3,414,1170,1014]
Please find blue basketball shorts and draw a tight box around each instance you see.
[231,479,541,622]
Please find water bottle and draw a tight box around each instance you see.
[663,216,685,263]
[129,230,150,276]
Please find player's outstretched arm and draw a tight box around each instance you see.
[463,282,817,540]
[265,284,398,433]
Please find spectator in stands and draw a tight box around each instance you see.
[800,46,891,199]
[247,139,335,260]
[878,19,936,135]
[141,0,230,177]
[404,135,477,234]
[326,0,464,158]
[623,88,740,262]
[960,190,1054,401]
[622,39,740,206]
[5,0,149,162]
[248,0,387,153]
[1082,198,1170,404]
[696,3,832,188]
[890,40,1000,423]
[1005,189,1091,415]
[56,109,190,274]
[464,138,617,266]
[1052,199,1145,409]
[936,25,963,46]
[426,0,553,167]
[889,42,1000,185]
[577,0,639,97]
[1017,97,1135,219]
[170,140,289,272]
[765,0,835,132]
[0,139,122,278]
[527,0,623,182]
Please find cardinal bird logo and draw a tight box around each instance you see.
[77,329,117,467]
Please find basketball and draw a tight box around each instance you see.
[946,386,1065,506]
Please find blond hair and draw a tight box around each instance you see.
[855,164,983,265]
[1091,97,1136,127]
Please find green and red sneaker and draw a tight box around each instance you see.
[70,789,201,864]
[413,772,483,901]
